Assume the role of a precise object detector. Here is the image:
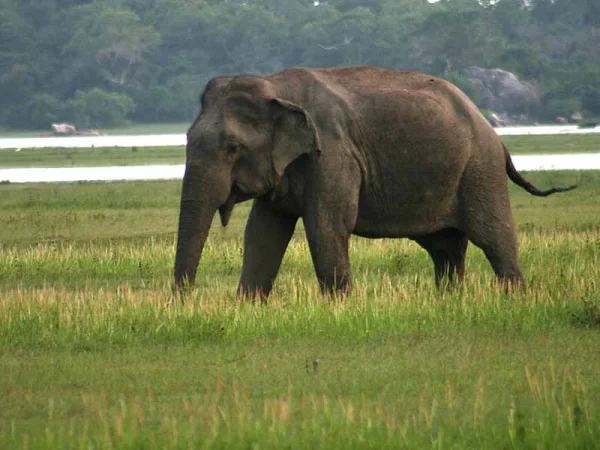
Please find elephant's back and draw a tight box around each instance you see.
[272,66,503,237]
[306,68,480,237]
[307,66,444,93]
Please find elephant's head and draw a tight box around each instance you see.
[173,76,320,289]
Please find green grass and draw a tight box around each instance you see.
[100,122,189,136]
[0,171,599,448]
[0,146,184,168]
[1,135,599,169]
[503,134,600,154]
[0,171,588,247]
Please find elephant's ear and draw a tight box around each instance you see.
[270,98,321,177]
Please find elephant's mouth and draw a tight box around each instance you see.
[218,183,254,227]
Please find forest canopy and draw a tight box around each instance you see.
[1,0,598,129]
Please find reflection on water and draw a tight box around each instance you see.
[0,164,184,183]
[1,154,599,183]
[0,134,186,150]
[0,125,598,150]
[514,153,600,171]
[496,125,599,136]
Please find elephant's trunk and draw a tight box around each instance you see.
[173,165,227,289]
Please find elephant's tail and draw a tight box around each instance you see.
[504,144,577,197]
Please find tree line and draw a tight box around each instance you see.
[1,0,598,129]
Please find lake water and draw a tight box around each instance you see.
[0,134,186,150]
[495,125,600,136]
[1,153,599,183]
[0,125,598,150]
[0,165,184,183]
[0,125,599,183]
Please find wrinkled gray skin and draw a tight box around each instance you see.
[174,66,575,298]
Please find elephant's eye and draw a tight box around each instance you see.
[226,142,239,154]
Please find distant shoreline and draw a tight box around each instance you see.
[1,153,599,184]
[0,125,599,150]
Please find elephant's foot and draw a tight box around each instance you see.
[237,284,271,304]
[318,273,352,298]
[497,273,525,292]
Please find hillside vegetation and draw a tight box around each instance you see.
[1,0,599,130]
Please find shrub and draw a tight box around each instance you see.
[3,93,65,130]
[70,88,135,128]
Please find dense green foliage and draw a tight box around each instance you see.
[1,0,599,129]
[0,169,599,448]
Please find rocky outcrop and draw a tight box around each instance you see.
[51,123,77,135]
[51,123,101,136]
[464,67,540,115]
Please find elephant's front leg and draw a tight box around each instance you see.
[237,199,298,300]
[303,203,357,295]
[303,156,360,295]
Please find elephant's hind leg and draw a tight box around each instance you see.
[416,228,468,289]
[459,183,524,287]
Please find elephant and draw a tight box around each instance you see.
[173,66,575,298]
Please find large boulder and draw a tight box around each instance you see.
[50,123,101,136]
[464,67,540,115]
[51,123,77,135]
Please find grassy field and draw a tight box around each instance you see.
[503,134,600,154]
[0,167,599,448]
[0,135,599,169]
[0,146,184,168]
